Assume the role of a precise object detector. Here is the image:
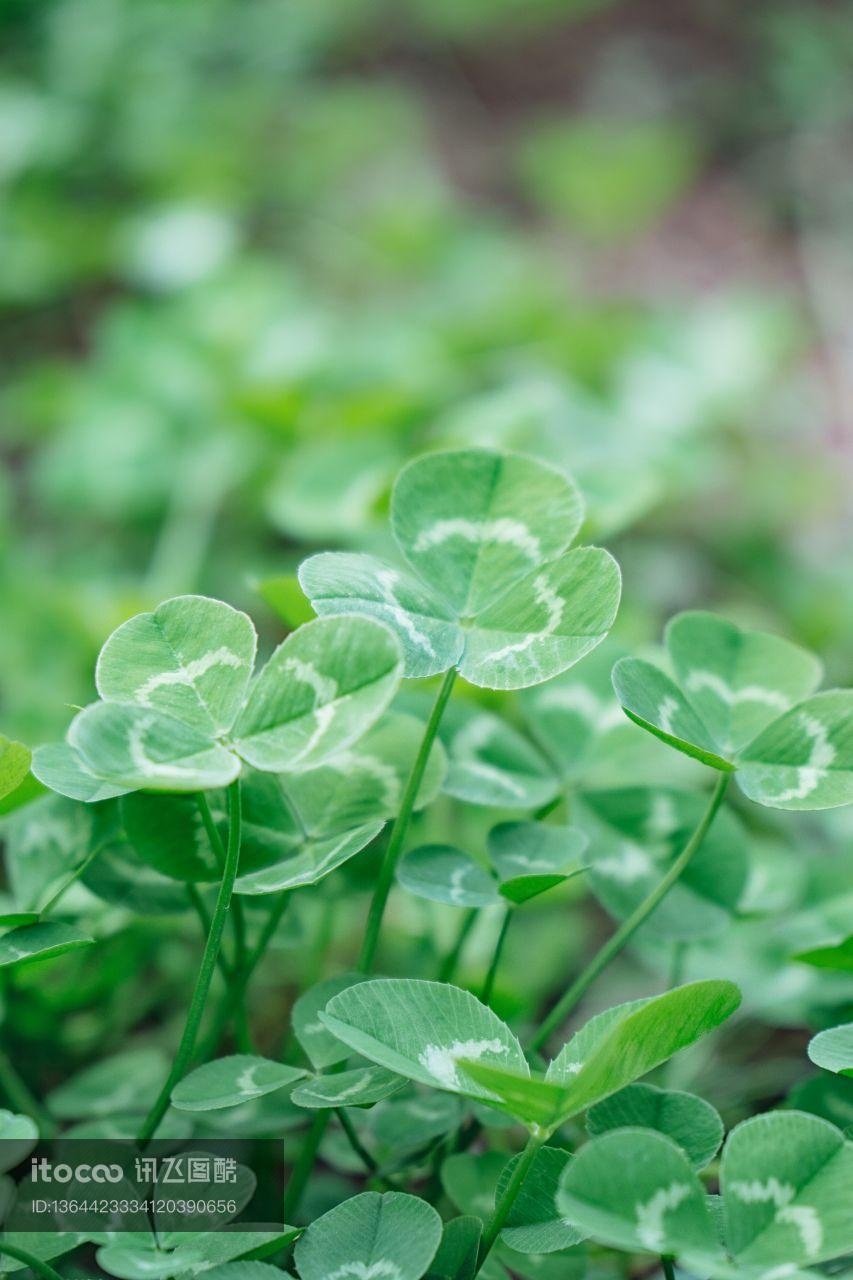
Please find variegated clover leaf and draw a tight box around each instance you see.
[32,596,404,797]
[299,448,621,690]
[612,611,853,810]
[557,1111,853,1275]
[294,1191,442,1280]
[321,978,739,1137]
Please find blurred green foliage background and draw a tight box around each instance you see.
[2,0,853,1134]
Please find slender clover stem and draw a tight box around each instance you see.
[138,778,242,1143]
[0,1242,65,1280]
[283,1111,330,1221]
[662,1256,676,1280]
[477,1131,544,1268]
[530,772,730,1052]
[358,666,457,973]
[197,791,248,970]
[480,907,512,1006]
[438,907,478,983]
[334,1107,399,1190]
[38,844,102,918]
[197,890,290,1061]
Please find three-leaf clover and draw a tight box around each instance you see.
[613,610,853,809]
[32,596,403,796]
[320,978,740,1138]
[293,1191,442,1280]
[299,448,621,689]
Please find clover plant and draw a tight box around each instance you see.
[1,447,852,1280]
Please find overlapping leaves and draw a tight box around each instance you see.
[33,596,403,797]
[321,978,739,1137]
[613,612,853,810]
[557,1111,853,1273]
[300,448,621,689]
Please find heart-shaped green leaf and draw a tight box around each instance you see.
[613,613,822,764]
[232,616,402,772]
[736,691,853,811]
[392,449,584,617]
[556,1129,718,1259]
[586,1083,723,1169]
[0,921,93,968]
[808,1024,853,1077]
[321,979,529,1102]
[96,595,257,736]
[68,702,241,793]
[301,449,620,690]
[291,1065,406,1110]
[721,1111,853,1267]
[440,703,558,810]
[279,711,447,836]
[519,643,628,781]
[581,788,747,940]
[498,1146,586,1255]
[293,1191,442,1280]
[171,1055,306,1111]
[32,741,130,803]
[292,973,371,1070]
[234,823,382,895]
[462,981,740,1132]
[487,822,587,905]
[397,845,501,908]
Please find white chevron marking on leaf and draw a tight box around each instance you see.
[635,1182,692,1251]
[413,517,540,560]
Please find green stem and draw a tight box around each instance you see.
[138,778,242,1142]
[533,793,563,821]
[358,667,457,973]
[530,772,730,1052]
[0,1049,56,1137]
[480,907,512,1006]
[197,891,290,1062]
[477,1132,544,1268]
[0,1242,65,1280]
[197,791,248,972]
[283,1111,330,1222]
[37,845,102,917]
[662,1256,676,1280]
[334,1107,399,1190]
[437,907,478,983]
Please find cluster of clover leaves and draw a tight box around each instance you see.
[1,448,852,1280]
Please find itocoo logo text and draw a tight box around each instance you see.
[30,1159,123,1183]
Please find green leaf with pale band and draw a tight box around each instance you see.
[32,741,130,803]
[95,595,257,736]
[721,1111,853,1268]
[294,1191,442,1280]
[439,703,558,811]
[291,1065,406,1110]
[232,615,403,772]
[808,1023,853,1076]
[586,1083,724,1169]
[613,612,822,766]
[487,822,587,904]
[556,1129,719,1260]
[171,1055,306,1111]
[66,702,241,794]
[321,979,528,1103]
[0,921,94,968]
[300,448,621,690]
[736,691,853,811]
[462,981,740,1132]
[36,601,404,798]
[398,845,501,908]
[0,1111,38,1174]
